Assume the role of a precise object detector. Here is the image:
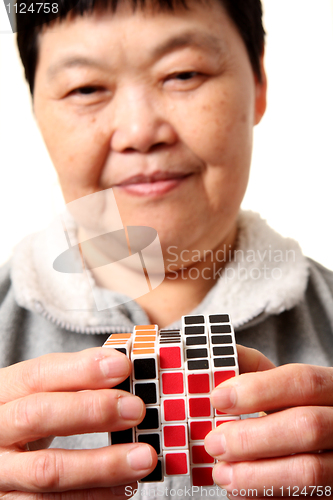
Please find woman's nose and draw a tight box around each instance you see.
[110,86,177,154]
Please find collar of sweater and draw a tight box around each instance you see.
[11,210,309,334]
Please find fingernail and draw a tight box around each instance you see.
[213,463,233,487]
[127,445,153,471]
[205,432,226,456]
[100,354,129,378]
[211,386,237,409]
[119,396,144,420]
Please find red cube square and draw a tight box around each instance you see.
[188,419,213,441]
[191,444,214,464]
[159,346,182,369]
[162,398,186,422]
[213,370,236,387]
[165,451,189,475]
[187,372,211,394]
[163,424,187,448]
[161,372,184,395]
[191,466,214,486]
[188,397,212,418]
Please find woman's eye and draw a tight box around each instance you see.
[74,86,99,95]
[174,71,199,81]
[163,71,204,90]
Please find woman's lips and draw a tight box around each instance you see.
[115,173,192,196]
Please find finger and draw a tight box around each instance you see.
[0,482,138,499]
[236,345,276,374]
[211,363,333,414]
[0,445,157,492]
[0,390,144,447]
[205,406,333,461]
[213,452,333,496]
[0,348,131,403]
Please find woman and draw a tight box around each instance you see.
[1,0,333,497]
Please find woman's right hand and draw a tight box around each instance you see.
[0,347,157,499]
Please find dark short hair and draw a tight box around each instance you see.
[16,0,265,96]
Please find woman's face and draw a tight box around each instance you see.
[33,0,266,261]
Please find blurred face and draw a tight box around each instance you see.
[33,0,266,263]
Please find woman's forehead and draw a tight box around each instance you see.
[35,2,235,77]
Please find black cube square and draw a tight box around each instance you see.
[134,358,156,380]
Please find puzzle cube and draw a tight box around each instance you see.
[103,314,239,486]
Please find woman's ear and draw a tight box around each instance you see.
[254,53,267,125]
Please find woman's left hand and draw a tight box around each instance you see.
[205,345,333,498]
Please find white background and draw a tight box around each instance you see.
[0,0,333,268]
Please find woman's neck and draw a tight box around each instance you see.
[80,224,237,328]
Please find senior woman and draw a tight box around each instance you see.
[1,0,333,498]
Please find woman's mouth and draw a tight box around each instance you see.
[115,172,193,196]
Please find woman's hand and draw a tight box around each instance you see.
[0,348,157,499]
[205,345,333,498]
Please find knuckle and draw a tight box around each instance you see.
[82,391,105,424]
[23,357,45,393]
[295,454,324,485]
[12,394,45,439]
[237,424,253,456]
[29,451,64,491]
[84,390,117,426]
[295,408,325,449]
[293,365,326,400]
